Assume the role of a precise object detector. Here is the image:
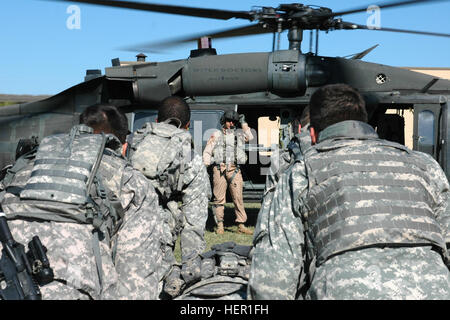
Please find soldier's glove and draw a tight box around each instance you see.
[238,114,246,125]
[15,136,39,160]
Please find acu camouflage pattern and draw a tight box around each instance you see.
[1,125,166,299]
[302,120,448,265]
[248,160,307,300]
[131,122,192,199]
[130,121,210,290]
[20,125,107,208]
[307,246,450,299]
[248,120,450,300]
[264,123,311,194]
[248,125,311,300]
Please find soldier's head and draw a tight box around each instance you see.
[299,106,310,128]
[80,104,130,155]
[157,96,191,129]
[221,110,239,129]
[309,83,367,143]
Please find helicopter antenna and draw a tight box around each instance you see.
[276,19,283,51]
[315,29,319,55]
[308,29,319,55]
[272,32,276,52]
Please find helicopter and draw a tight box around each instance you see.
[1,0,450,200]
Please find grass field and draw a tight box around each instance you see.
[174,202,261,262]
[0,101,15,107]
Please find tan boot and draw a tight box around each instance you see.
[237,223,253,235]
[216,221,224,235]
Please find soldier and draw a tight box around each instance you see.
[248,83,450,300]
[130,96,211,297]
[202,110,254,235]
[264,106,311,195]
[0,104,165,300]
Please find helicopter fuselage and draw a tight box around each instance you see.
[1,50,449,199]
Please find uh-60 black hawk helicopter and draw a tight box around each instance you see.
[1,0,450,200]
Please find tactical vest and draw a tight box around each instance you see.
[301,136,448,266]
[212,129,247,165]
[130,121,193,201]
[2,125,125,234]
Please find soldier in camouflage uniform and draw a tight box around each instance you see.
[203,110,254,235]
[248,84,450,300]
[130,96,211,298]
[264,106,311,195]
[0,104,166,300]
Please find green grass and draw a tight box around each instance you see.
[0,101,15,107]
[174,202,261,262]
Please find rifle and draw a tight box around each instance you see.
[0,212,54,300]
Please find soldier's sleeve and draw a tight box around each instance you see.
[263,148,292,194]
[202,133,217,166]
[248,161,307,300]
[180,152,211,264]
[425,155,450,254]
[241,123,254,142]
[103,164,165,300]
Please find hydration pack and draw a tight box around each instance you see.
[131,121,193,200]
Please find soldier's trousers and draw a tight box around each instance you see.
[212,164,247,224]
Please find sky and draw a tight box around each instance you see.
[1,0,450,95]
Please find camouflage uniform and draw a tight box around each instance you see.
[248,120,450,300]
[264,123,311,194]
[130,121,211,291]
[0,125,165,300]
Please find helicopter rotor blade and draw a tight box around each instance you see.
[343,22,450,38]
[51,0,253,20]
[120,24,274,53]
[330,0,448,18]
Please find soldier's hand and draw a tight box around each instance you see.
[239,114,246,124]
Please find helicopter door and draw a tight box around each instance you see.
[413,103,441,159]
[438,100,450,179]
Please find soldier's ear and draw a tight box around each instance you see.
[184,121,190,130]
[310,126,318,145]
[122,142,128,157]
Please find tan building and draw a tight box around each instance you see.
[387,67,450,149]
[404,67,450,80]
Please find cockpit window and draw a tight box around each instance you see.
[417,110,435,155]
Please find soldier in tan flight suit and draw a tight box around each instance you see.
[203,110,254,235]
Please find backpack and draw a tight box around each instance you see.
[175,242,252,300]
[130,121,193,201]
[3,125,125,290]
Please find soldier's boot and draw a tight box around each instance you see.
[216,221,225,235]
[237,223,253,235]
